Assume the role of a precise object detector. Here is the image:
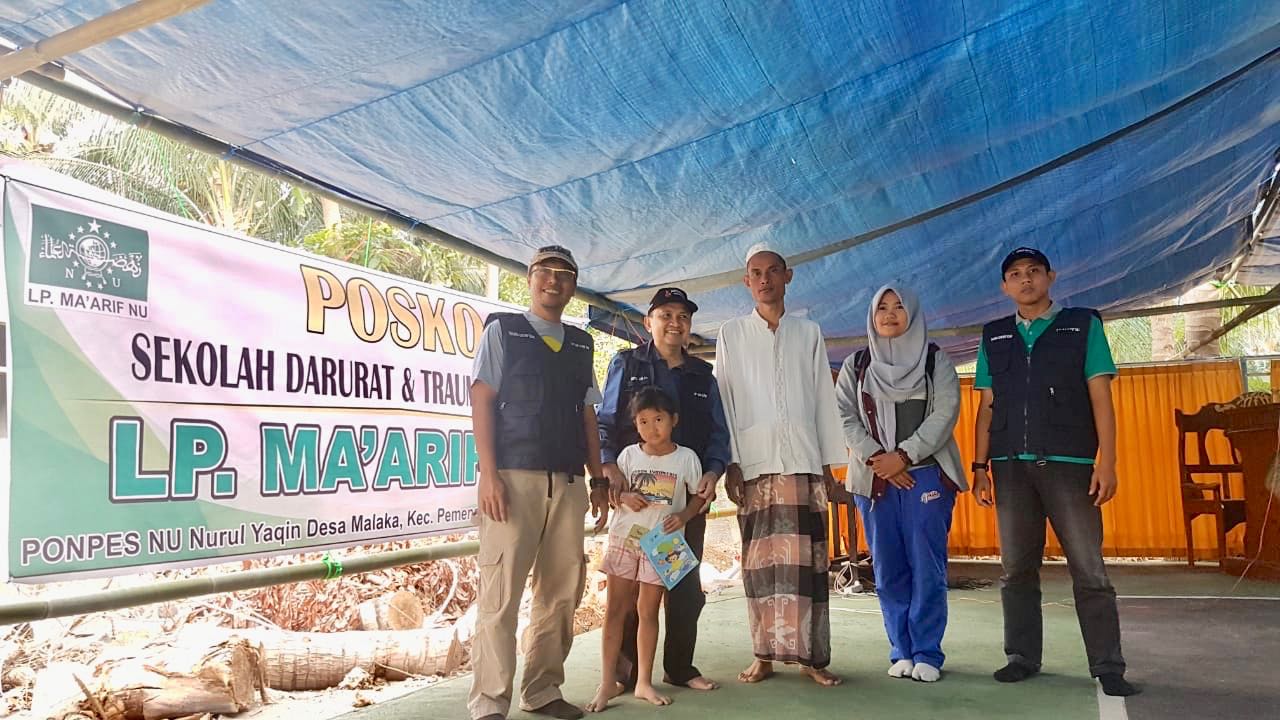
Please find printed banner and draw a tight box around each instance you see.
[1,165,516,581]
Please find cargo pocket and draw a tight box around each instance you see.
[572,553,588,610]
[478,546,505,614]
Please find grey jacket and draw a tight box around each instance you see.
[834,346,967,498]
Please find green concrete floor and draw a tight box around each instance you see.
[339,562,1279,720]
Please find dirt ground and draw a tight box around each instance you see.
[1,518,747,719]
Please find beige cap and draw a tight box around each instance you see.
[529,244,578,272]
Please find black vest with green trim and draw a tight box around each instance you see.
[489,313,594,474]
[612,343,715,462]
[981,307,1099,461]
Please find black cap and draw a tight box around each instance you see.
[648,287,698,314]
[1001,247,1051,277]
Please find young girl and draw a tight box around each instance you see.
[587,386,706,712]
[834,285,967,683]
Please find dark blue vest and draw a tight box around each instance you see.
[612,345,714,463]
[489,313,593,474]
[982,307,1099,460]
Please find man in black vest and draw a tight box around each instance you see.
[597,287,731,696]
[971,247,1138,697]
[468,245,611,720]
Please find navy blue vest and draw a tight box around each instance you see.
[982,307,1099,460]
[489,313,593,474]
[612,344,715,462]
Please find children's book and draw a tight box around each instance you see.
[639,525,699,590]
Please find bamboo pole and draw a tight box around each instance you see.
[0,540,474,626]
[0,0,213,81]
[0,509,739,626]
[688,293,1280,358]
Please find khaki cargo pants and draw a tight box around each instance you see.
[468,470,589,719]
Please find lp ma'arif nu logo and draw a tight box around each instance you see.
[26,205,150,317]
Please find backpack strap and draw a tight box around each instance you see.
[853,348,871,385]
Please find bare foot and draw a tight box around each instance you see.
[737,660,774,683]
[634,685,671,706]
[801,666,842,687]
[585,682,625,713]
[684,675,720,691]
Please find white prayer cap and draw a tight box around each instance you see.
[744,241,785,266]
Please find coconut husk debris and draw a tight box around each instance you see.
[2,520,740,718]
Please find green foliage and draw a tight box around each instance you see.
[3,82,326,244]
[1214,282,1280,358]
[1102,316,1153,364]
[497,269,531,306]
[299,221,487,295]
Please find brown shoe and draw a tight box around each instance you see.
[529,699,584,720]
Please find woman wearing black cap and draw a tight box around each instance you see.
[596,287,730,696]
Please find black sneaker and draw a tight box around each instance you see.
[1098,673,1140,696]
[993,662,1038,683]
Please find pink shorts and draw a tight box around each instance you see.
[601,541,663,587]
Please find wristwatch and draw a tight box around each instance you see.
[971,460,990,472]
[588,476,610,490]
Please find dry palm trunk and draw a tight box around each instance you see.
[257,626,461,689]
[177,624,462,691]
[71,638,265,720]
[47,623,460,719]
[356,590,424,630]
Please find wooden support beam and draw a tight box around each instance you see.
[0,0,212,81]
[0,49,63,81]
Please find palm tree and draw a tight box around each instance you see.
[1181,282,1222,358]
[3,80,636,379]
[4,82,324,242]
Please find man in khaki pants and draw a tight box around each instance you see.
[469,245,610,720]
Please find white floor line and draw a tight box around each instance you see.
[1118,594,1280,601]
[1096,682,1129,720]
[830,606,882,615]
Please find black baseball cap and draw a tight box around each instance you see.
[648,287,698,314]
[1001,247,1051,277]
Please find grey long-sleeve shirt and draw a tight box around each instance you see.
[834,347,968,498]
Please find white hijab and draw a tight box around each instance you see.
[863,284,929,449]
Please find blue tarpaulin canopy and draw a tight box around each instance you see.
[2,1,1278,359]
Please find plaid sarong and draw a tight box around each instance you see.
[738,473,831,668]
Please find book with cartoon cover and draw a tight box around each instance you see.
[638,525,698,590]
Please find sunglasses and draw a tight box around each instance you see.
[531,266,578,280]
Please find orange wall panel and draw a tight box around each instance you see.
[839,360,1245,560]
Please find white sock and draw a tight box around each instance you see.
[888,659,914,678]
[911,662,941,682]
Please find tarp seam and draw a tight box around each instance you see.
[611,45,1280,295]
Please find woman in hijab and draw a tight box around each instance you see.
[835,285,967,683]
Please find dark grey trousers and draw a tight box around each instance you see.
[994,460,1126,677]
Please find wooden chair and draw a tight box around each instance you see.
[1176,405,1247,566]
